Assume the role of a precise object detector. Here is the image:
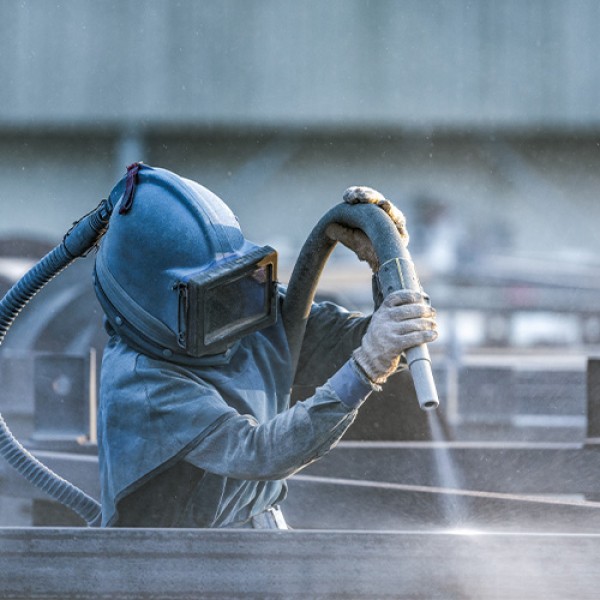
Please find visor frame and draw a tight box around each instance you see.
[178,245,278,356]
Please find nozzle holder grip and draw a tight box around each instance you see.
[405,346,439,410]
[377,256,439,411]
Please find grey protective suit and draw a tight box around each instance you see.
[94,164,380,528]
[99,292,370,527]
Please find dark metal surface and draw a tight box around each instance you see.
[32,353,94,449]
[586,358,600,442]
[302,441,600,495]
[286,474,600,532]
[4,443,600,532]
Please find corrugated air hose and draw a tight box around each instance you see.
[0,198,113,527]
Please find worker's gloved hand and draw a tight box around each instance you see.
[330,186,409,272]
[353,290,437,385]
[326,223,379,271]
[343,186,409,246]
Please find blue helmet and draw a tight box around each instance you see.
[94,164,277,363]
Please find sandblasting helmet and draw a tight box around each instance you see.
[94,164,278,363]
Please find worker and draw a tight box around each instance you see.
[93,163,437,529]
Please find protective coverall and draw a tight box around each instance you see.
[99,295,370,527]
[94,164,436,528]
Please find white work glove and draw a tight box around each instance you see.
[353,290,437,385]
[343,185,409,246]
[327,186,408,272]
[326,223,379,271]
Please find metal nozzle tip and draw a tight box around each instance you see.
[421,400,439,411]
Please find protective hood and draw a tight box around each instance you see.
[94,163,276,365]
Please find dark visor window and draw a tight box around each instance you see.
[203,265,270,344]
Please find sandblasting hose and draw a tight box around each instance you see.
[284,202,439,410]
[0,198,112,527]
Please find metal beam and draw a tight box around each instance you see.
[5,444,600,531]
[303,441,600,494]
[1,527,600,599]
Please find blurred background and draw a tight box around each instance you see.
[1,0,600,449]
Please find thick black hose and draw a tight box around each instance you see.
[0,198,112,527]
[283,202,402,374]
[284,202,439,410]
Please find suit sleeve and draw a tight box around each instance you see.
[293,300,371,392]
[184,380,361,480]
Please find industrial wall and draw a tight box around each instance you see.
[0,0,599,269]
[2,0,600,130]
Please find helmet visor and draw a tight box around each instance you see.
[179,246,278,356]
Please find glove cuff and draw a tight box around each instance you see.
[352,347,386,388]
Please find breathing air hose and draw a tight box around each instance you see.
[0,197,113,527]
[283,202,439,410]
